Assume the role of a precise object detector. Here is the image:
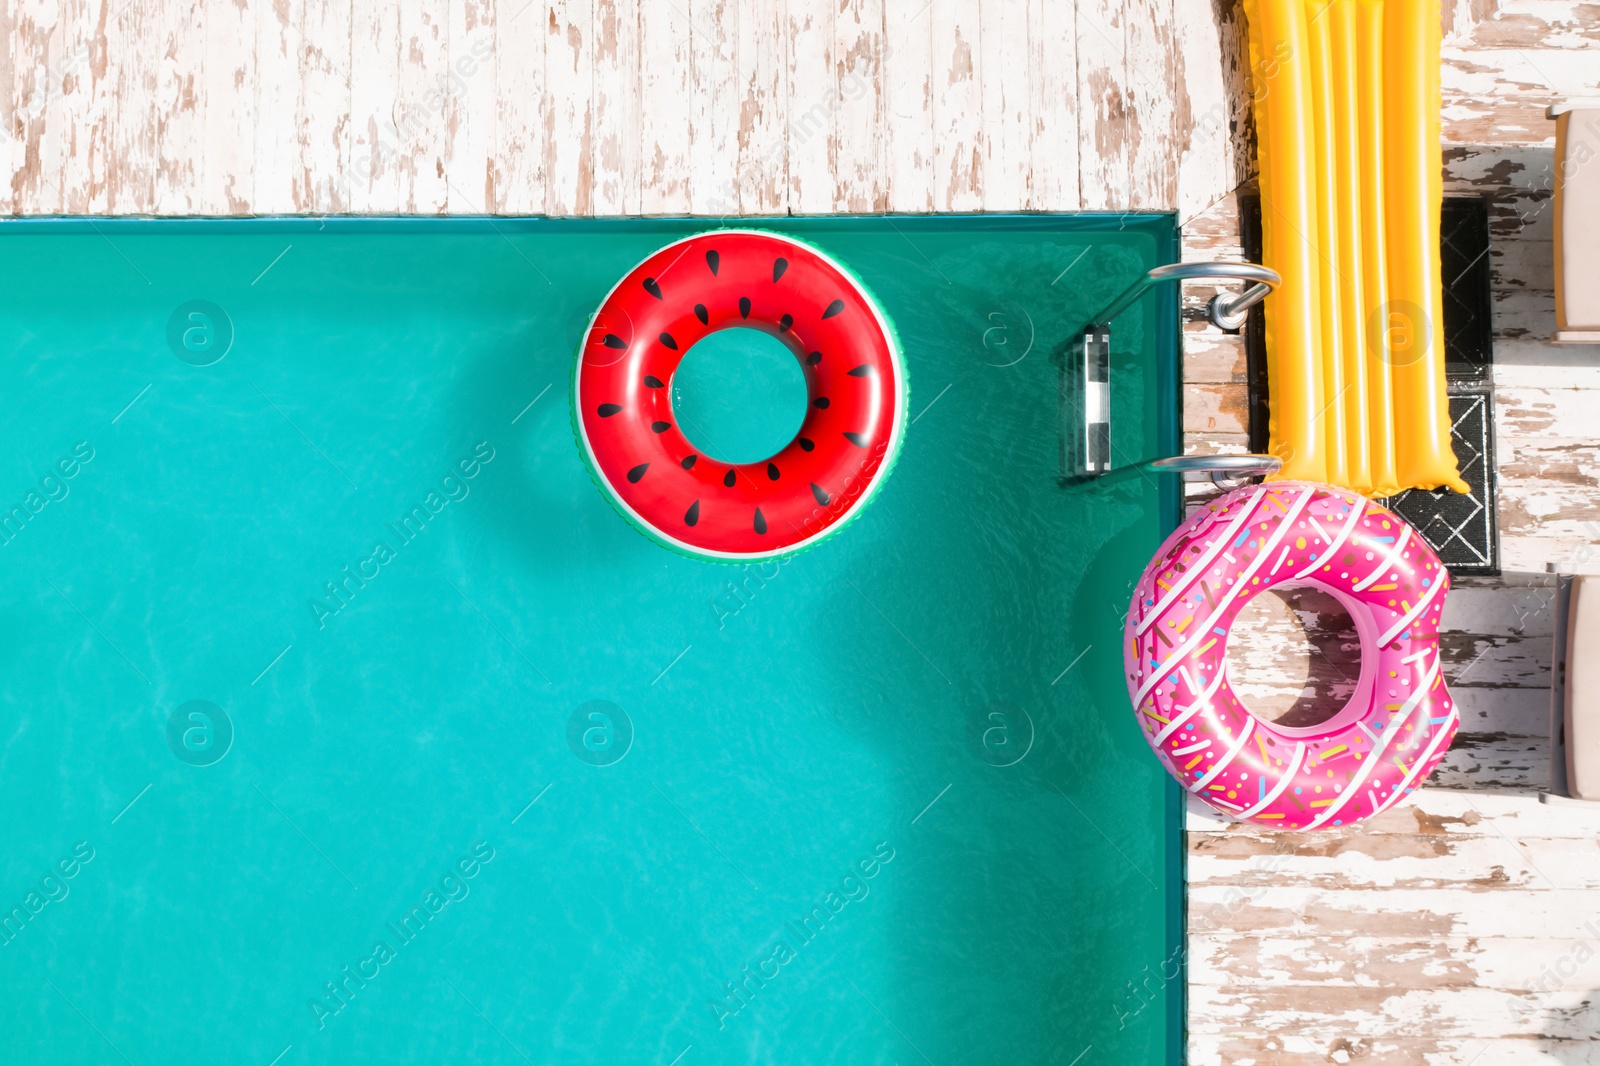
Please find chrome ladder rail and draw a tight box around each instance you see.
[1064,262,1281,479]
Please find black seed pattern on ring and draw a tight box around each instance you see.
[805,351,822,365]
[778,314,793,333]
[651,421,672,433]
[694,304,709,325]
[798,437,815,452]
[643,278,663,300]
[773,258,788,282]
[754,508,767,534]
[822,299,845,319]
[643,375,665,388]
[627,463,649,483]
[843,431,869,447]
[685,500,700,526]
[723,469,736,487]
[810,482,830,505]
[847,365,872,377]
[659,332,678,350]
[602,334,628,349]
[739,297,751,319]
[706,250,720,275]
[598,403,622,417]
[681,455,698,470]
[813,397,830,409]
[767,462,780,480]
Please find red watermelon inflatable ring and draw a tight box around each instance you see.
[573,230,907,560]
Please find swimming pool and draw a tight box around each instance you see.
[0,216,1182,1065]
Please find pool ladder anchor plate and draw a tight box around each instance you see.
[1063,261,1281,481]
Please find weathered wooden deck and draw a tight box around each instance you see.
[1182,5,1600,1061]
[5,0,1600,1061]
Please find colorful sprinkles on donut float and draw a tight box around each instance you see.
[1124,481,1458,830]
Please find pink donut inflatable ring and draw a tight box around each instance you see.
[1124,481,1458,830]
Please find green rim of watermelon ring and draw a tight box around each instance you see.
[570,228,908,563]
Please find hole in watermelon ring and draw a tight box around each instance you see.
[1221,582,1375,733]
[670,327,809,465]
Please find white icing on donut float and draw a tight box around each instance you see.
[1124,481,1457,830]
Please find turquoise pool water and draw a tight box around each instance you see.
[0,216,1182,1065]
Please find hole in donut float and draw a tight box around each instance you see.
[669,327,808,465]
[1224,583,1363,730]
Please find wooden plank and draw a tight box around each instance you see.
[1443,144,1552,195]
[1444,637,1550,691]
[0,0,13,214]
[1173,0,1232,223]
[689,0,737,215]
[881,0,933,213]
[1497,348,1599,396]
[729,0,784,214]
[1182,433,1254,456]
[929,0,981,211]
[1189,983,1600,1040]
[256,0,306,213]
[15,0,66,214]
[1449,687,1549,736]
[544,0,592,215]
[1074,0,1127,210]
[1187,788,1600,839]
[103,0,159,212]
[1445,578,1561,635]
[1027,0,1077,211]
[1441,0,1489,44]
[493,0,548,215]
[1194,1036,1600,1066]
[785,0,833,213]
[394,0,449,213]
[637,0,690,213]
[203,0,257,212]
[732,0,784,214]
[1215,0,1254,192]
[1186,884,1600,940]
[1492,498,1599,551]
[1430,734,1551,790]
[1496,388,1600,442]
[1191,934,1600,991]
[445,0,497,212]
[299,0,352,213]
[1179,191,1251,380]
[834,0,886,213]
[1183,382,1250,436]
[23,0,62,210]
[1191,831,1600,891]
[69,0,110,214]
[348,1,396,212]
[978,0,1029,210]
[1125,0,1176,210]
[1182,330,1249,385]
[49,0,100,214]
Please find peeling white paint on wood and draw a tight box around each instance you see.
[4,2,1600,1062]
[1,0,1254,217]
[1177,3,1600,1060]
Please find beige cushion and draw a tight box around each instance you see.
[1554,108,1600,341]
[1566,575,1600,799]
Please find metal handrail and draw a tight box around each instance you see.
[1144,453,1282,487]
[1063,260,1281,481]
[1086,261,1281,332]
[1143,454,1282,476]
